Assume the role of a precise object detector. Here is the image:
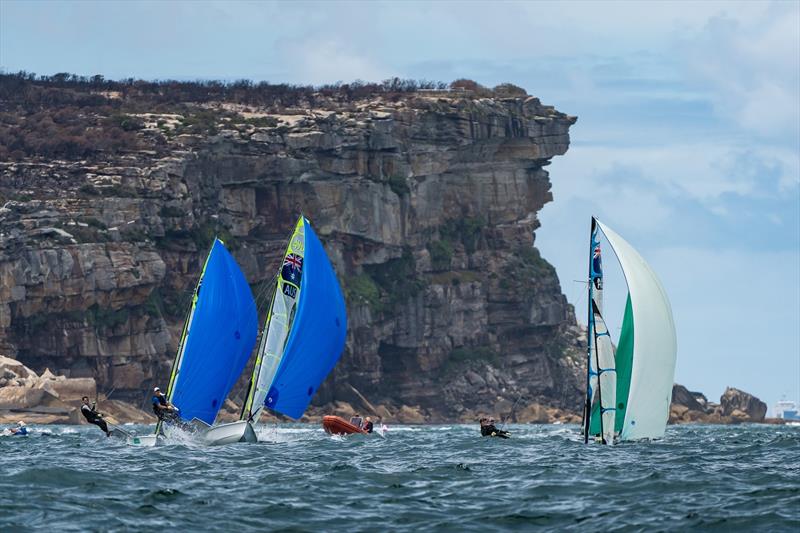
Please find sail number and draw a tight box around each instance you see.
[283,283,298,298]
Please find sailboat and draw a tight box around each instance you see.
[128,238,258,446]
[582,217,677,444]
[232,215,347,442]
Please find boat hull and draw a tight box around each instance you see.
[127,434,158,447]
[200,420,257,445]
[127,421,259,447]
[323,415,366,435]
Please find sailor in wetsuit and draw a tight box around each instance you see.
[81,396,111,436]
[479,417,510,439]
[8,421,28,436]
[151,387,179,422]
[362,417,374,434]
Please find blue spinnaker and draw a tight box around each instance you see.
[265,219,347,419]
[170,239,258,425]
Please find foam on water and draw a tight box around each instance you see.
[1,423,798,531]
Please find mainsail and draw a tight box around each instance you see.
[241,218,306,422]
[583,219,616,444]
[241,216,347,422]
[158,239,258,432]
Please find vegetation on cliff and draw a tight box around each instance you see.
[0,72,530,162]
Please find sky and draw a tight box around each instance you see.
[1,0,798,412]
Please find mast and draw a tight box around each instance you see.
[583,216,609,443]
[155,240,215,436]
[583,218,595,443]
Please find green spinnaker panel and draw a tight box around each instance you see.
[588,294,634,436]
[589,401,600,435]
[614,294,634,433]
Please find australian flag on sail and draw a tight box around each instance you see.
[591,227,603,290]
[592,245,602,277]
[281,253,303,285]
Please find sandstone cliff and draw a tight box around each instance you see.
[0,76,582,422]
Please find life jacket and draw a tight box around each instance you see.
[81,403,99,422]
[152,394,167,414]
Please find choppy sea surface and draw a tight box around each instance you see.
[1,423,798,531]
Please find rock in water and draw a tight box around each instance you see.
[671,384,705,412]
[720,387,767,422]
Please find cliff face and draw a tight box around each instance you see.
[0,81,581,421]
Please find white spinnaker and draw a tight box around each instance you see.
[593,306,617,444]
[597,221,677,441]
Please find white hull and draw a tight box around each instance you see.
[199,420,257,445]
[126,420,258,447]
[127,434,158,447]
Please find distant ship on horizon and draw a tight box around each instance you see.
[774,399,800,422]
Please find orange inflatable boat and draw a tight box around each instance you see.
[322,415,366,435]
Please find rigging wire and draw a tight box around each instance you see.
[500,393,525,431]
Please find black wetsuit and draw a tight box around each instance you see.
[81,402,109,434]
[363,421,374,434]
[480,424,509,439]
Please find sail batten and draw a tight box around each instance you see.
[589,302,617,444]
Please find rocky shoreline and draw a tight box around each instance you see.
[3,353,780,427]
[0,355,153,425]
[669,384,782,425]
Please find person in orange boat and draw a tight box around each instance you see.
[362,417,374,433]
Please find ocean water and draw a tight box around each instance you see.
[0,423,797,532]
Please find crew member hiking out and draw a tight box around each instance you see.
[479,417,510,439]
[151,387,179,422]
[81,396,111,436]
[7,421,28,436]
